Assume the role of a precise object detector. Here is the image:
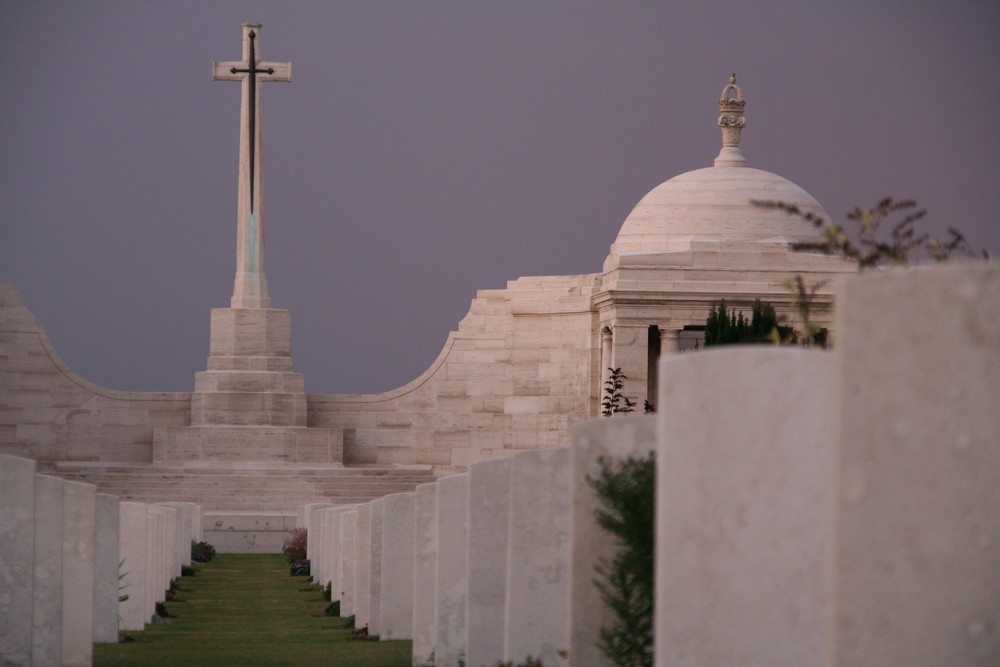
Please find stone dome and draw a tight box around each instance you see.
[604,76,828,271]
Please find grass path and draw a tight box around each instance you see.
[94,553,411,667]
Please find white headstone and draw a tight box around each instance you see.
[831,264,1000,664]
[93,493,121,643]
[118,502,150,631]
[435,474,469,667]
[369,498,384,637]
[0,455,36,665]
[571,416,657,667]
[466,457,511,667]
[380,492,415,639]
[339,509,358,617]
[656,347,833,665]
[354,503,372,630]
[61,480,96,667]
[32,474,63,665]
[412,482,437,663]
[505,447,572,665]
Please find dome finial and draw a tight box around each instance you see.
[715,73,747,167]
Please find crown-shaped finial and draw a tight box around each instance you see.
[715,73,747,167]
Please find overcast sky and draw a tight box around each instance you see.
[2,1,998,394]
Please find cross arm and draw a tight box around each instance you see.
[212,61,292,82]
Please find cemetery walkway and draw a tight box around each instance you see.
[94,553,411,667]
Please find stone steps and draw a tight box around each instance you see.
[45,461,437,511]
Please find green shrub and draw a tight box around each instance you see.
[588,453,655,667]
[282,527,308,563]
[325,600,340,617]
[191,540,216,563]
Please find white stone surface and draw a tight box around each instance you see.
[61,480,96,667]
[830,264,1000,665]
[32,474,64,665]
[570,416,657,667]
[118,501,150,631]
[93,493,121,643]
[656,347,833,666]
[505,447,572,665]
[354,503,372,630]
[339,509,358,617]
[203,510,296,553]
[368,498,384,637]
[435,474,469,667]
[0,455,35,665]
[153,502,186,578]
[380,491,415,639]
[466,457,511,667]
[412,482,437,664]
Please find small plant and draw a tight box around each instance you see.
[494,658,546,667]
[341,613,356,629]
[191,540,216,563]
[325,599,341,617]
[348,624,380,641]
[118,559,130,604]
[290,559,311,576]
[588,453,655,667]
[754,197,990,269]
[323,581,332,601]
[181,564,196,577]
[283,527,308,563]
[601,368,636,416]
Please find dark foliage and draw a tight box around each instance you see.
[191,540,216,563]
[588,453,656,667]
[282,527,308,563]
[601,368,636,416]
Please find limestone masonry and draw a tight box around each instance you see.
[0,71,852,492]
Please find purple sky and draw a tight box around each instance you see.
[2,1,998,394]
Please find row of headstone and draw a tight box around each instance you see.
[0,455,203,665]
[300,264,998,666]
[299,414,655,667]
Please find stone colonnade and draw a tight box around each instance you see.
[301,263,998,666]
[0,458,202,665]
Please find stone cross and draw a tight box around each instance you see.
[213,23,291,309]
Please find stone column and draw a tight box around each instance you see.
[0,455,35,665]
[466,458,511,667]
[412,483,437,663]
[380,492,415,640]
[609,322,648,409]
[435,474,470,667]
[505,447,572,665]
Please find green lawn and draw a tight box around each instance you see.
[94,553,411,667]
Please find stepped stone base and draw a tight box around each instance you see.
[46,460,438,513]
[152,425,342,464]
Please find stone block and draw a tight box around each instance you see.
[354,504,372,630]
[204,511,296,554]
[656,347,832,666]
[118,502,149,631]
[369,499,384,637]
[412,483,437,663]
[0,455,35,665]
[61,480,96,667]
[32,474,63,665]
[93,493,120,643]
[831,264,1000,665]
[505,447,571,665]
[435,474,469,667]
[570,416,657,667]
[339,510,358,617]
[380,492,415,640]
[466,458,511,667]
